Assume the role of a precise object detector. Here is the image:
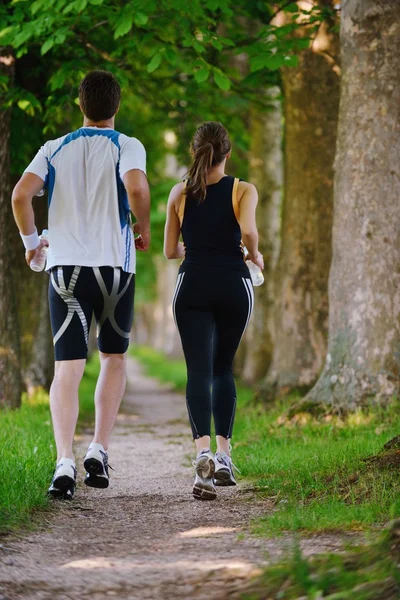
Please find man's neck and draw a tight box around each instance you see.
[82,117,115,129]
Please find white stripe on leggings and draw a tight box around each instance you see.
[241,277,254,338]
[172,272,185,326]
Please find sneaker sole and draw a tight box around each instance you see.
[84,458,109,489]
[48,475,75,500]
[193,457,216,500]
[196,456,215,479]
[214,468,236,487]
[193,484,217,501]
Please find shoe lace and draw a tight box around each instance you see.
[216,452,240,474]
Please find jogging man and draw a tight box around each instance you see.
[12,70,150,499]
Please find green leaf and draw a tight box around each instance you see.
[88,0,103,4]
[30,0,46,15]
[165,47,177,66]
[147,52,162,73]
[13,29,32,48]
[0,26,14,40]
[74,0,87,11]
[194,66,210,83]
[213,70,230,91]
[134,12,148,26]
[17,99,35,116]
[284,2,299,12]
[41,37,54,55]
[211,38,223,50]
[263,54,285,70]
[193,40,205,54]
[219,36,235,47]
[284,54,299,67]
[114,18,133,39]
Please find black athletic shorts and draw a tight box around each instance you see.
[48,266,135,361]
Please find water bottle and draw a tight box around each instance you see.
[243,246,264,287]
[246,260,264,286]
[30,229,49,272]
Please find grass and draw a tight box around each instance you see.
[0,354,100,534]
[241,520,400,599]
[132,346,400,535]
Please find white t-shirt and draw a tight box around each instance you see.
[25,126,146,273]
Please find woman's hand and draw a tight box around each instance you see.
[247,251,264,271]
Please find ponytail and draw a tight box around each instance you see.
[186,143,214,202]
[185,121,231,203]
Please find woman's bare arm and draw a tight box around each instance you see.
[164,182,185,259]
[237,181,264,270]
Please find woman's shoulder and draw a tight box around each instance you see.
[168,181,186,208]
[237,180,257,201]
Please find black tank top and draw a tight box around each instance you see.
[179,175,248,273]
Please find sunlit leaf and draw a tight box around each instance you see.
[114,18,133,39]
[41,37,54,55]
[213,70,230,90]
[134,12,148,26]
[194,66,210,83]
[73,0,87,11]
[147,51,162,73]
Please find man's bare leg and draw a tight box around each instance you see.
[92,352,127,450]
[50,359,86,462]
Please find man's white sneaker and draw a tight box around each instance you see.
[48,458,77,500]
[192,449,216,501]
[214,451,238,486]
[83,443,110,489]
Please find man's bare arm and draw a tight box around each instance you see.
[12,172,44,235]
[123,169,151,250]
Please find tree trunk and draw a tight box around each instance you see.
[152,257,182,358]
[306,0,400,409]
[264,16,340,397]
[24,275,53,394]
[0,50,22,408]
[241,87,283,384]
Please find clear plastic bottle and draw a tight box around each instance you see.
[30,229,49,272]
[243,246,264,287]
[246,259,264,286]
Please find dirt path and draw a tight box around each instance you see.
[0,358,343,600]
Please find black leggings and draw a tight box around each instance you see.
[173,266,254,439]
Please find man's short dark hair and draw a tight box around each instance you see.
[78,71,121,122]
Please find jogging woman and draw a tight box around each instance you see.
[164,121,264,500]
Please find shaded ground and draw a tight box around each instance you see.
[0,359,344,600]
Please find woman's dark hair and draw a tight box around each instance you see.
[186,122,231,201]
[79,70,121,122]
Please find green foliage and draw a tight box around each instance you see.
[132,346,400,535]
[0,355,99,533]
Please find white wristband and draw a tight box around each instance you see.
[20,228,40,251]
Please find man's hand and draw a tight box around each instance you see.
[25,238,49,267]
[133,222,150,251]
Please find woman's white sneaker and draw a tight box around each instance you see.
[83,443,110,489]
[47,458,77,500]
[192,449,217,500]
[214,451,237,486]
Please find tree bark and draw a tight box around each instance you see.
[152,257,182,358]
[306,0,400,408]
[264,15,340,397]
[24,275,53,394]
[0,50,22,408]
[241,87,283,384]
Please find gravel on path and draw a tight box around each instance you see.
[0,358,343,600]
